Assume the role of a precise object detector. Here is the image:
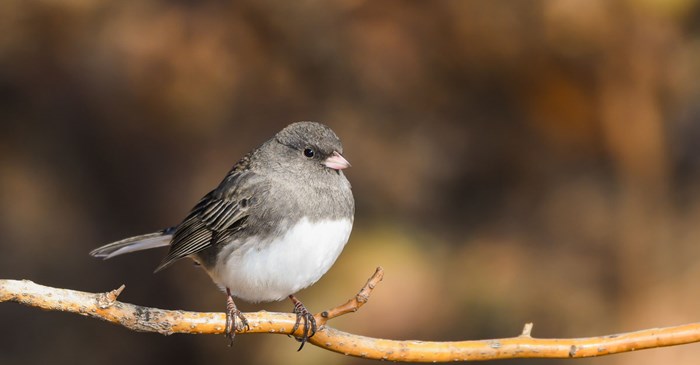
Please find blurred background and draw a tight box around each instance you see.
[2,0,700,364]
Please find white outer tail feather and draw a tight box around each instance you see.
[90,232,172,259]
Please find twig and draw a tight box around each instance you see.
[2,267,700,362]
[318,266,383,324]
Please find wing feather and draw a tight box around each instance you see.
[154,168,264,272]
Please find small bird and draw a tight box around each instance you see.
[90,122,354,349]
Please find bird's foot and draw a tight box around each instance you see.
[288,295,317,351]
[225,288,249,346]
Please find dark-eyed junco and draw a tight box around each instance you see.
[90,122,354,349]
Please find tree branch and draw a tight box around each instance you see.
[2,267,700,362]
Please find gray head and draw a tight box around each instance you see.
[248,121,354,224]
[269,122,350,173]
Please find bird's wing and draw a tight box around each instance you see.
[155,166,267,272]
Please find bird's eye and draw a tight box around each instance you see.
[303,148,315,158]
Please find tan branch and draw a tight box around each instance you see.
[2,267,700,362]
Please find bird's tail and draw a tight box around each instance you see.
[89,227,176,260]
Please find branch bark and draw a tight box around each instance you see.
[2,267,700,362]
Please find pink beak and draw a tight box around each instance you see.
[323,151,351,170]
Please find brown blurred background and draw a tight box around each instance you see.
[2,0,700,364]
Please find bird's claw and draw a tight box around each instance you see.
[289,295,317,351]
[225,289,248,346]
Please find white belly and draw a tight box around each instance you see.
[208,218,353,302]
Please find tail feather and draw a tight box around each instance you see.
[90,228,175,259]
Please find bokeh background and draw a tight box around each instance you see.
[2,1,700,364]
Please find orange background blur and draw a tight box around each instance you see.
[2,1,700,365]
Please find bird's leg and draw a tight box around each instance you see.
[225,288,248,346]
[288,295,317,351]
